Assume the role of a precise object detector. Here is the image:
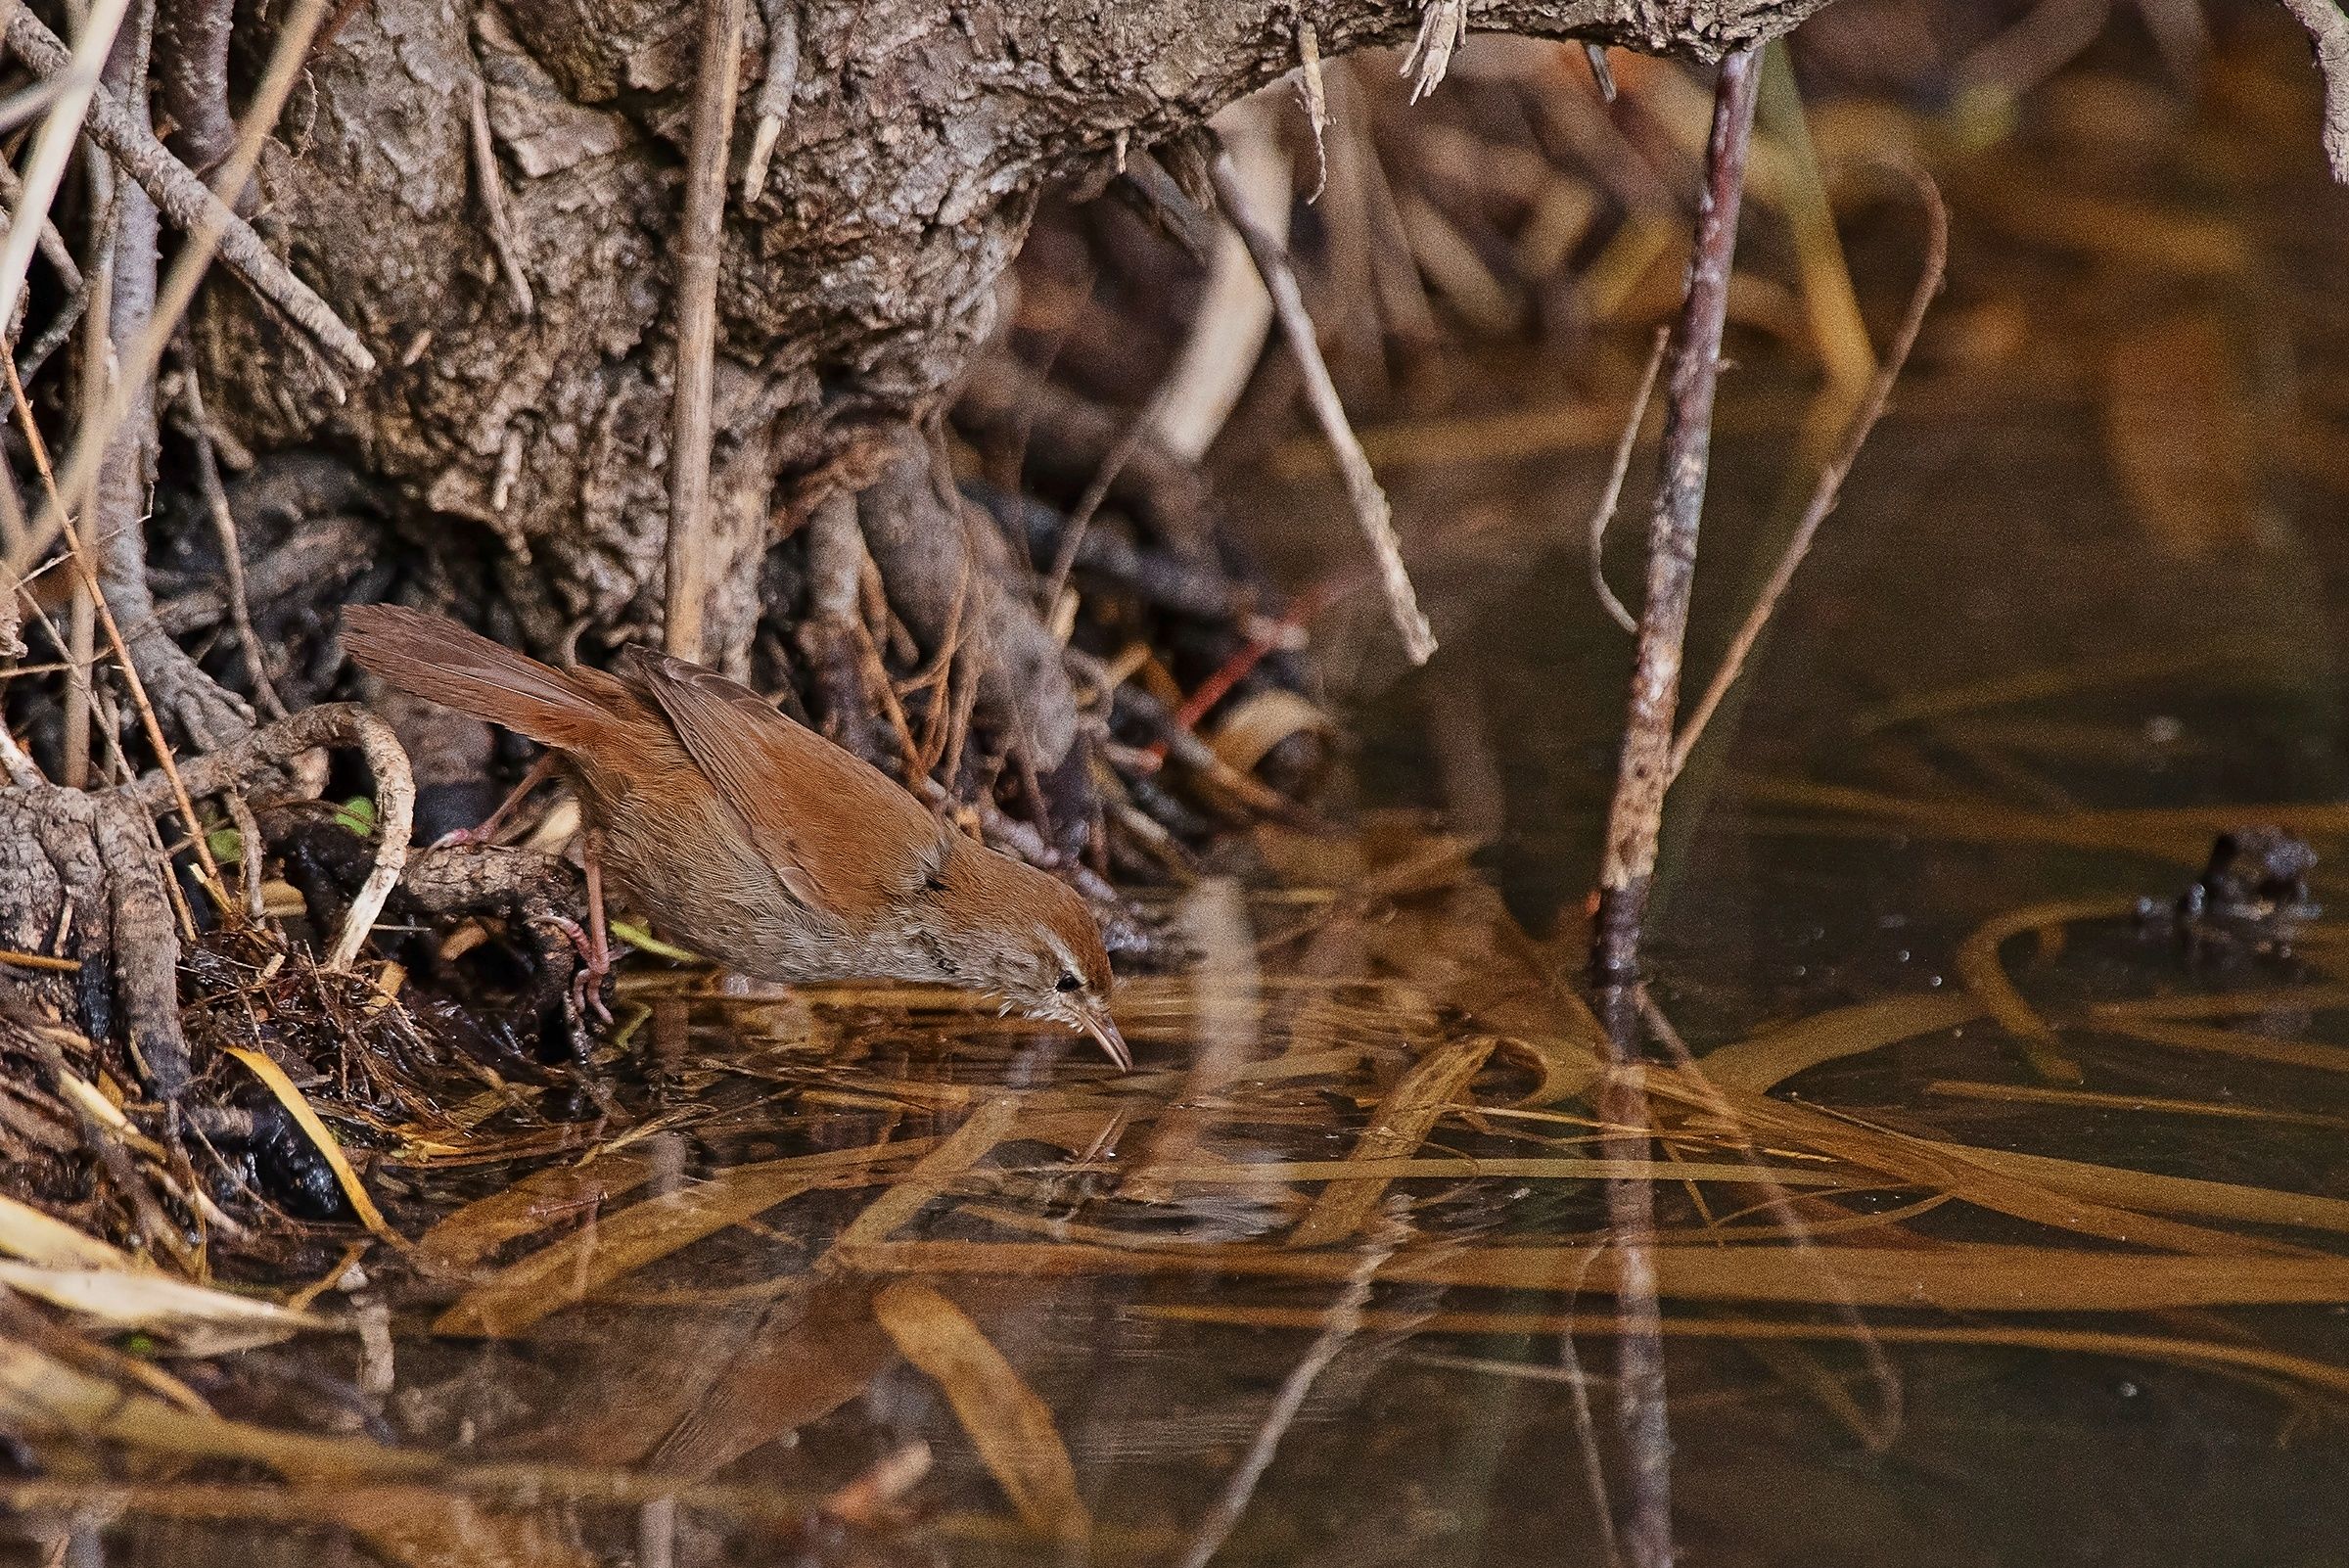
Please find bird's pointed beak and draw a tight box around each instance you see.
[1076,1005,1130,1070]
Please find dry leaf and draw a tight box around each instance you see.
[873,1279,1089,1545]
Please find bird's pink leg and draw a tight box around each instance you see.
[572,827,615,1024]
[440,753,559,848]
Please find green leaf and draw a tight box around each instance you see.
[333,796,377,837]
[610,919,703,963]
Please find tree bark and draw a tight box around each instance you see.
[186,0,1829,670]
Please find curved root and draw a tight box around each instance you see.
[0,703,415,1098]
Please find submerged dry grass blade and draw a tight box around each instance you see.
[835,1100,1091,1250]
[1927,1078,2349,1130]
[2101,1017,2349,1074]
[1736,777,2212,860]
[1134,1305,2349,1401]
[0,1337,430,1478]
[1694,993,1983,1093]
[1922,1140,2349,1236]
[873,1279,1090,1545]
[1102,1156,1847,1186]
[437,1139,935,1336]
[1954,898,2139,1084]
[412,1150,656,1276]
[842,1234,2349,1310]
[1666,1081,2289,1255]
[1288,1036,1496,1248]
[2088,985,2349,1022]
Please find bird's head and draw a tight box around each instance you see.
[917,837,1126,1067]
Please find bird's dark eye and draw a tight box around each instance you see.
[1055,972,1082,992]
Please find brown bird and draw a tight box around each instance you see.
[343,605,1126,1067]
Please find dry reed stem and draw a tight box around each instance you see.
[0,0,134,343]
[663,0,747,661]
[0,8,371,381]
[1210,150,1437,665]
[1153,99,1280,462]
[4,357,227,912]
[9,0,346,580]
[1667,171,1948,780]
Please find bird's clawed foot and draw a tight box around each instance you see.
[548,914,616,1026]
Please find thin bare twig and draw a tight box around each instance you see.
[0,156,86,299]
[465,76,534,317]
[1588,327,1669,636]
[177,362,287,717]
[665,0,748,661]
[1038,395,1156,615]
[6,353,228,911]
[15,275,89,382]
[1589,52,1761,989]
[134,703,415,971]
[8,0,348,581]
[1668,172,1948,781]
[1169,1216,1400,1568]
[1210,150,1437,665]
[0,0,133,344]
[1,7,374,379]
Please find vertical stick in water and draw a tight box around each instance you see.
[1590,50,1762,987]
[1584,48,1764,1568]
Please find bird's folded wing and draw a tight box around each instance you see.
[621,649,947,921]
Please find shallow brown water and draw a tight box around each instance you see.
[15,23,2349,1568]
